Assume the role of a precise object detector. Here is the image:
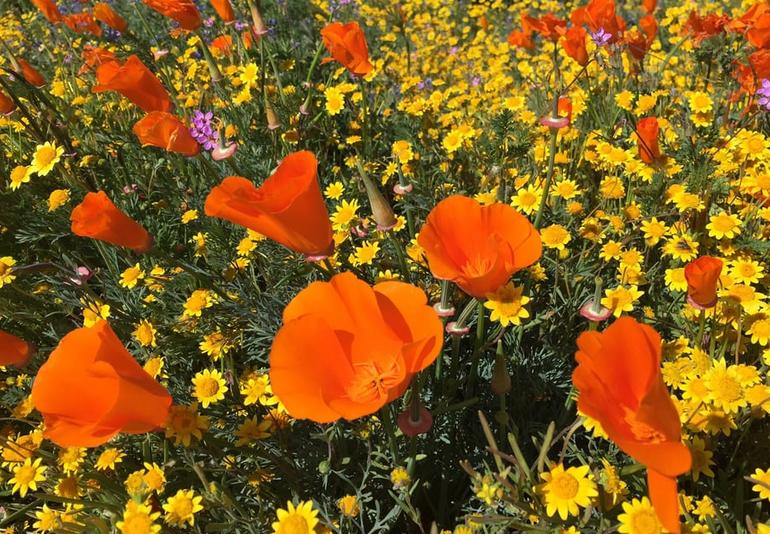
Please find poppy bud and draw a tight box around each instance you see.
[360,169,397,231]
[490,341,511,395]
[247,0,268,36]
[685,256,722,309]
[265,102,281,130]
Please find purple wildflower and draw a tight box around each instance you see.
[590,28,612,46]
[190,110,219,151]
[757,79,770,111]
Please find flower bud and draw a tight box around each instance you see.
[360,170,397,231]
[491,341,511,395]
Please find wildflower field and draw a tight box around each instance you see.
[3,0,770,532]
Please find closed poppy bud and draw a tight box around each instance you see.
[92,55,172,113]
[573,317,691,533]
[636,117,661,164]
[360,171,397,230]
[205,151,334,258]
[321,22,373,76]
[31,321,172,447]
[94,2,128,33]
[0,330,32,368]
[132,111,200,156]
[684,256,723,309]
[417,195,542,298]
[265,102,281,130]
[247,0,268,35]
[30,0,63,23]
[562,26,589,66]
[0,90,15,115]
[210,0,235,23]
[558,96,573,124]
[71,191,154,253]
[270,272,443,422]
[142,0,201,30]
[17,58,46,88]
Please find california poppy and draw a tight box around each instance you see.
[205,151,334,258]
[636,117,661,164]
[92,55,172,113]
[71,191,154,253]
[210,0,235,23]
[0,90,15,115]
[642,0,657,14]
[684,256,723,309]
[210,35,234,56]
[63,12,102,36]
[0,330,31,368]
[417,195,542,298]
[142,0,201,31]
[571,0,625,44]
[31,321,172,447]
[132,112,200,157]
[685,11,729,45]
[747,13,770,48]
[507,14,535,49]
[321,22,373,76]
[563,26,589,66]
[626,15,657,61]
[524,13,567,41]
[270,272,443,422]
[94,2,128,33]
[573,317,691,533]
[728,2,769,33]
[30,0,62,23]
[16,58,46,88]
[79,45,117,75]
[734,49,770,94]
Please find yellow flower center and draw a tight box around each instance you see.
[36,146,57,166]
[549,472,579,500]
[14,465,36,484]
[278,514,309,534]
[623,409,666,443]
[631,509,660,534]
[121,514,154,534]
[197,378,220,398]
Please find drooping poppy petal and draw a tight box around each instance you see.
[647,469,683,534]
[210,0,235,23]
[132,111,200,156]
[142,0,202,31]
[418,195,541,298]
[636,116,661,164]
[92,55,172,113]
[31,321,172,447]
[204,151,334,258]
[684,256,723,308]
[270,272,443,423]
[30,0,63,23]
[16,58,46,88]
[0,330,31,367]
[320,22,373,76]
[94,2,128,33]
[70,191,154,253]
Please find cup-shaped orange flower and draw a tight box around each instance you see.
[210,0,235,22]
[132,111,200,157]
[71,191,154,253]
[563,26,589,66]
[321,22,373,76]
[0,90,15,115]
[417,195,541,298]
[684,256,723,309]
[204,151,334,258]
[31,321,172,447]
[94,2,128,33]
[636,117,662,164]
[270,272,443,422]
[92,55,172,113]
[573,317,691,533]
[143,0,201,30]
[571,0,625,43]
[31,0,63,23]
[0,330,31,367]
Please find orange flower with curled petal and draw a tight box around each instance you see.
[132,112,200,157]
[94,3,128,33]
[626,14,657,61]
[0,90,15,115]
[573,317,691,534]
[71,191,154,253]
[524,13,567,41]
[685,11,730,45]
[571,0,625,43]
[143,0,201,30]
[417,196,542,299]
[31,321,171,447]
[210,0,235,23]
[0,330,31,368]
[270,272,443,422]
[636,117,661,164]
[92,55,172,113]
[16,58,46,88]
[30,0,62,23]
[684,256,723,309]
[507,13,535,49]
[562,26,589,66]
[321,22,373,76]
[79,45,117,75]
[204,151,334,258]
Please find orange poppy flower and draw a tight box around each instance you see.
[79,45,117,74]
[63,12,102,36]
[417,195,542,298]
[142,0,201,30]
[17,58,46,88]
[728,2,769,33]
[563,26,589,66]
[92,55,172,113]
[210,0,235,23]
[507,13,535,49]
[31,321,172,447]
[270,272,443,422]
[626,15,657,61]
[685,11,729,45]
[571,0,625,43]
[748,13,770,48]
[30,0,62,23]
[734,49,770,94]
[320,22,373,76]
[642,0,657,14]
[0,90,15,115]
[71,191,154,253]
[684,256,723,309]
[524,13,567,41]
[573,317,691,534]
[205,151,334,257]
[636,117,661,164]
[0,330,31,368]
[94,2,128,33]
[132,111,200,157]
[210,35,234,56]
